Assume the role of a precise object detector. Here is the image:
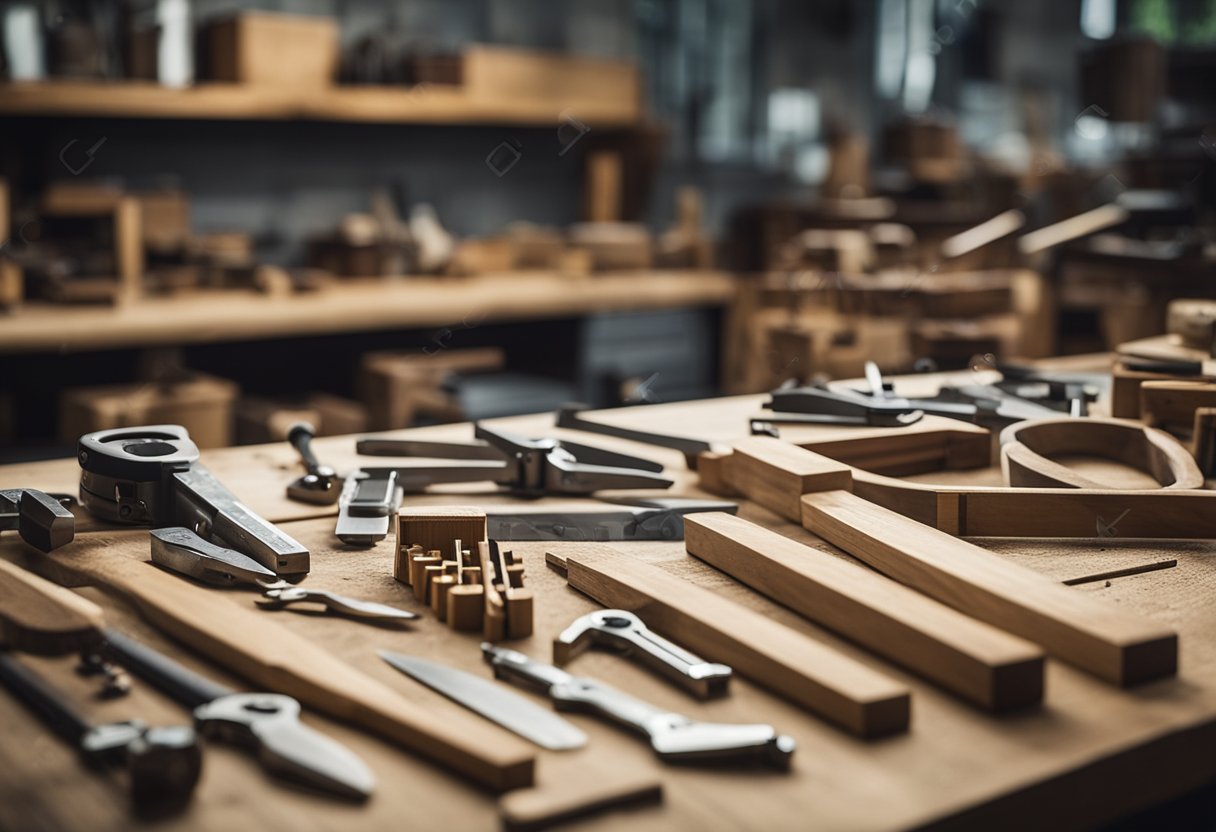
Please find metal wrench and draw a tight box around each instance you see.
[483,643,793,769]
[554,610,732,699]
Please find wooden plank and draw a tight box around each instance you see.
[684,513,1044,710]
[0,559,103,654]
[729,436,853,521]
[27,540,535,792]
[800,490,1178,686]
[551,545,913,738]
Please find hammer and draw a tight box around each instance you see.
[285,422,342,505]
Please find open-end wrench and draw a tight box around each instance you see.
[483,643,793,770]
[101,629,375,800]
[0,651,201,815]
[554,610,732,699]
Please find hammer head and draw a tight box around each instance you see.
[0,490,75,553]
[553,610,643,665]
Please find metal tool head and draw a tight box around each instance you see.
[77,425,199,524]
[630,711,795,770]
[151,527,277,586]
[194,692,375,801]
[256,585,419,622]
[0,489,76,553]
[286,422,342,505]
[81,719,203,812]
[554,610,732,699]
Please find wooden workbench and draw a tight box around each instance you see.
[0,271,736,354]
[1,393,1214,831]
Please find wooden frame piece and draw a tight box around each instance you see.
[723,437,1179,685]
[1000,417,1204,490]
[684,513,1044,710]
[547,546,912,738]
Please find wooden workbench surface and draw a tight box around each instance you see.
[1,392,1214,832]
[0,271,736,354]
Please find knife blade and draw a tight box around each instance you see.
[378,650,587,751]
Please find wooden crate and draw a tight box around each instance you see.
[201,12,338,88]
[359,347,505,430]
[462,46,640,118]
[60,373,239,448]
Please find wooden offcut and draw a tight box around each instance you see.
[549,546,912,738]
[394,506,486,583]
[684,513,1045,710]
[0,560,104,654]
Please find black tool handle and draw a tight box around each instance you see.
[102,630,232,708]
[0,651,92,743]
[287,422,322,475]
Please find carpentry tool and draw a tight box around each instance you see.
[547,547,912,737]
[285,422,342,505]
[554,610,732,700]
[335,468,402,546]
[257,581,418,622]
[102,629,376,801]
[726,437,1178,685]
[23,538,535,791]
[77,425,309,577]
[378,651,587,750]
[1000,417,1204,490]
[485,497,739,542]
[482,643,796,769]
[555,403,714,469]
[356,423,674,497]
[761,381,927,427]
[0,651,201,815]
[0,488,75,552]
[150,526,276,586]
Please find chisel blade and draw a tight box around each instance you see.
[378,651,587,751]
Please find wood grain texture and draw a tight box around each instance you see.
[27,542,535,792]
[554,545,913,738]
[684,513,1044,710]
[0,559,104,654]
[801,490,1178,686]
[499,757,662,832]
[730,436,854,521]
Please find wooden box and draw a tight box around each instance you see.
[462,46,640,120]
[235,393,367,444]
[359,347,505,430]
[60,373,239,448]
[395,507,486,583]
[201,12,338,88]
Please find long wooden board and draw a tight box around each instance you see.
[548,545,913,738]
[683,513,1044,710]
[25,537,535,792]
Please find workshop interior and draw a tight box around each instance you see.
[1,0,1216,830]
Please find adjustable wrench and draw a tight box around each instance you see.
[483,643,793,769]
[0,651,201,815]
[554,610,732,699]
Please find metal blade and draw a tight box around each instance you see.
[248,705,377,801]
[378,650,586,751]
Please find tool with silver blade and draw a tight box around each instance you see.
[259,583,418,622]
[482,643,794,769]
[555,610,732,699]
[151,527,276,586]
[485,498,739,542]
[378,650,586,751]
[102,629,375,800]
[335,469,402,547]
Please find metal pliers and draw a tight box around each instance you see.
[356,423,674,497]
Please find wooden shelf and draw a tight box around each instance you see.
[0,270,736,353]
[0,79,642,127]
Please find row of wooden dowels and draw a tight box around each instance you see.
[402,539,534,640]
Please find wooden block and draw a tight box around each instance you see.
[0,559,104,655]
[115,196,144,303]
[0,260,22,311]
[499,756,662,832]
[59,373,238,449]
[448,585,485,632]
[461,566,483,585]
[695,450,740,497]
[506,563,526,589]
[551,546,912,738]
[801,490,1178,686]
[505,589,534,640]
[585,151,623,223]
[463,46,640,120]
[685,513,1044,711]
[407,555,441,593]
[397,507,487,573]
[202,12,337,88]
[422,565,445,606]
[729,436,853,521]
[1140,381,1216,430]
[432,576,457,623]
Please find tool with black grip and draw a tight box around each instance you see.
[0,651,201,815]
[77,425,309,577]
[286,422,342,505]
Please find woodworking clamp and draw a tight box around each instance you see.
[102,629,375,800]
[0,488,75,553]
[256,581,419,622]
[485,497,739,542]
[483,643,794,769]
[0,650,201,814]
[285,422,342,505]
[356,423,674,497]
[554,610,732,699]
[77,425,309,577]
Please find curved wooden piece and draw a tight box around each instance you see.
[999,418,1204,490]
[0,559,104,654]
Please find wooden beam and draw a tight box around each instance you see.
[548,546,912,738]
[684,513,1044,710]
[801,491,1178,686]
[729,436,853,521]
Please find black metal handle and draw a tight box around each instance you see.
[0,651,92,743]
[102,630,232,709]
[287,422,322,475]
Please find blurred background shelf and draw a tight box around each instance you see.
[0,270,735,353]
